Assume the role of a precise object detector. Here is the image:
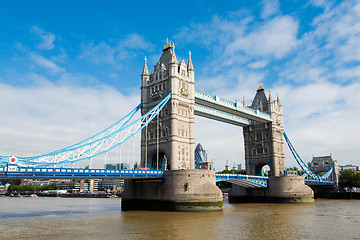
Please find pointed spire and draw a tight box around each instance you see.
[277,94,282,107]
[141,56,149,76]
[163,38,171,51]
[257,83,264,92]
[187,51,194,71]
[268,89,273,102]
[169,44,178,64]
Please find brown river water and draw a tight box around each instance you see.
[0,197,359,240]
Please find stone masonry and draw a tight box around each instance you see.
[243,85,285,176]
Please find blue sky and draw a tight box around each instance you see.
[1,0,359,170]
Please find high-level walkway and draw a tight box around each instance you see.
[194,90,272,126]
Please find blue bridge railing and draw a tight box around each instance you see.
[0,165,335,187]
[0,165,163,179]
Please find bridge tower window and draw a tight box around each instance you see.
[256,133,262,140]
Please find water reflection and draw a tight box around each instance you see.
[0,198,360,240]
[121,210,223,240]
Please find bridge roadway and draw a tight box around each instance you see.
[0,165,335,187]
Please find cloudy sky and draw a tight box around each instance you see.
[0,0,359,170]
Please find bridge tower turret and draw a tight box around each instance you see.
[140,39,195,171]
[243,85,285,176]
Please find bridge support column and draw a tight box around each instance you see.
[267,176,314,203]
[121,170,223,212]
[229,176,314,203]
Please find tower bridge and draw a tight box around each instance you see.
[0,40,337,211]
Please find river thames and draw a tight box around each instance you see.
[0,197,359,239]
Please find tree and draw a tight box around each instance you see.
[7,183,57,193]
[216,169,246,174]
[339,169,360,189]
[7,185,18,193]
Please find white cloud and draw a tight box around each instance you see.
[247,60,268,69]
[309,0,335,10]
[276,81,360,165]
[119,33,155,51]
[29,53,65,74]
[311,1,360,63]
[0,81,140,168]
[175,12,298,74]
[227,16,299,59]
[30,26,56,50]
[80,41,115,65]
[261,0,281,19]
[79,33,154,66]
[279,0,360,85]
[174,14,252,52]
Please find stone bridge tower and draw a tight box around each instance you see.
[122,40,222,211]
[243,85,285,176]
[140,39,195,170]
[230,86,313,203]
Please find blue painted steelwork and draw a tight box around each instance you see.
[0,93,171,167]
[194,104,251,126]
[284,132,321,180]
[0,165,163,179]
[0,165,335,187]
[305,179,335,185]
[215,173,335,187]
[301,167,334,180]
[215,174,268,187]
[194,90,272,123]
[320,167,334,180]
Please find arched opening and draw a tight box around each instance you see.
[255,164,271,176]
[147,152,169,170]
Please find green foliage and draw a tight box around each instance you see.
[7,183,57,193]
[216,169,246,174]
[286,167,299,172]
[339,169,360,188]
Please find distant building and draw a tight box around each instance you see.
[23,178,57,186]
[98,179,124,191]
[308,155,338,174]
[308,155,340,184]
[237,163,244,170]
[105,163,130,170]
[195,143,214,170]
[0,183,10,194]
[57,179,99,193]
[339,164,359,172]
[198,162,213,170]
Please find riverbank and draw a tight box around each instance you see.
[3,192,122,198]
[326,191,360,199]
